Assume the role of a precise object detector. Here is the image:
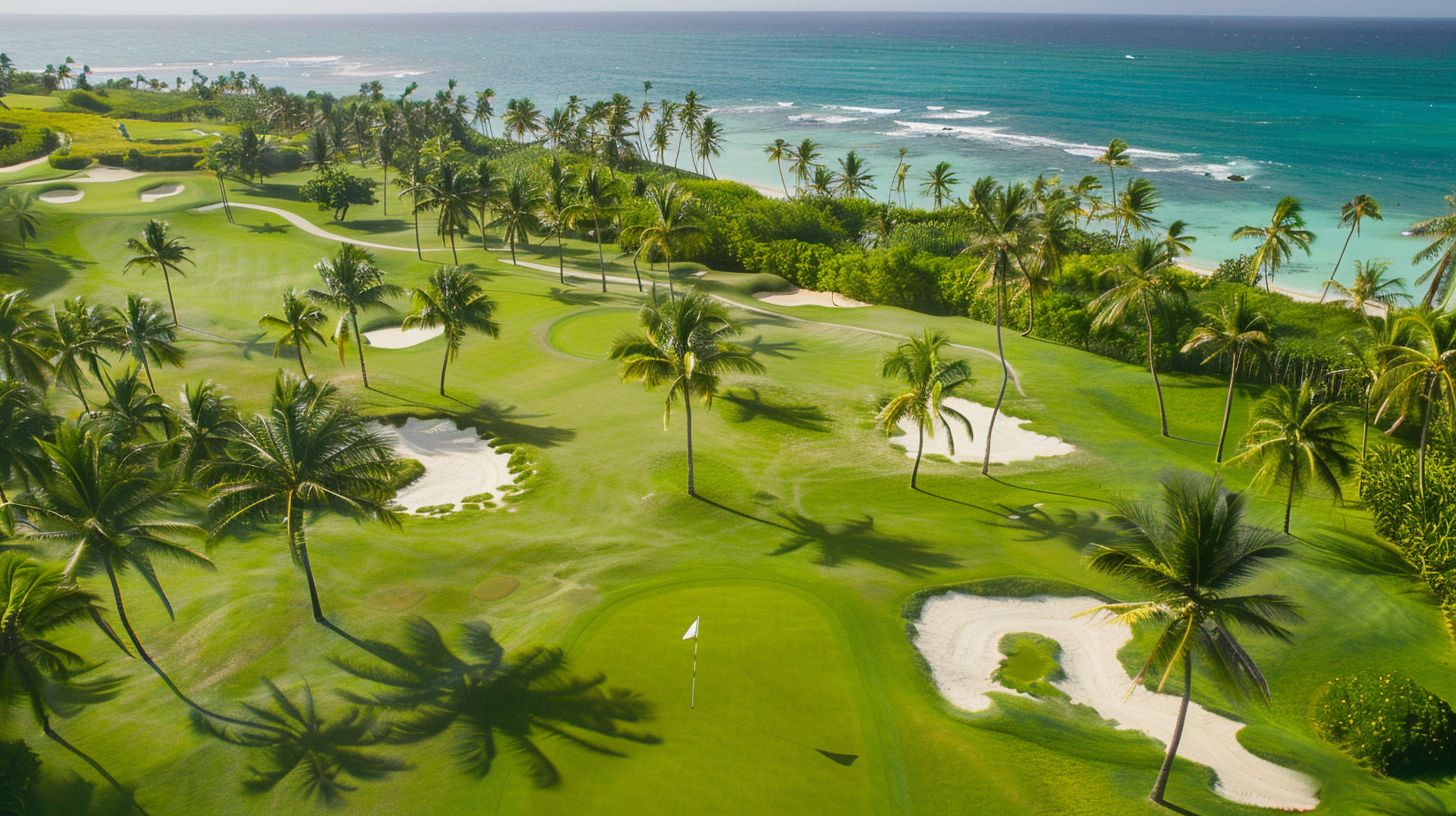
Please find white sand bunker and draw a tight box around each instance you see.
[754,287,868,308]
[363,325,443,349]
[892,397,1073,464]
[912,594,1320,811]
[38,188,83,204]
[378,418,516,514]
[139,183,184,202]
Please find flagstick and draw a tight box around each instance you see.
[690,616,699,710]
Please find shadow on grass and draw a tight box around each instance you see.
[239,182,298,200]
[695,707,859,767]
[240,221,290,235]
[719,387,831,432]
[986,474,1105,504]
[343,218,412,235]
[544,287,607,307]
[1299,524,1417,581]
[693,494,794,532]
[740,334,803,360]
[1156,801,1205,816]
[770,512,960,576]
[994,506,1112,552]
[0,245,81,297]
[461,400,577,448]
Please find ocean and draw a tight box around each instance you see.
[4,12,1454,296]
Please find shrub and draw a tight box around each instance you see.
[390,458,425,490]
[300,165,377,221]
[1311,673,1456,777]
[1361,443,1456,630]
[1212,254,1257,286]
[48,152,89,170]
[0,740,41,816]
[0,121,58,166]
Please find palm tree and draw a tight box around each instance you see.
[208,374,400,624]
[336,616,657,787]
[1319,194,1382,303]
[578,166,620,293]
[1068,175,1103,228]
[833,150,875,199]
[0,289,52,388]
[1333,260,1407,314]
[193,678,409,804]
[1161,219,1197,260]
[623,182,701,296]
[503,97,543,143]
[307,244,401,389]
[888,146,910,206]
[1085,471,1298,805]
[764,139,791,197]
[165,380,241,485]
[0,380,52,505]
[421,162,478,265]
[489,172,544,267]
[1090,238,1184,437]
[964,179,1034,474]
[1337,326,1390,478]
[1115,178,1162,245]
[45,297,123,414]
[808,166,835,198]
[95,368,171,443]
[1232,197,1315,294]
[875,330,973,488]
[1023,199,1073,336]
[1181,289,1271,462]
[1230,380,1356,533]
[695,117,724,178]
[123,220,195,325]
[608,292,763,496]
[788,139,820,196]
[473,88,495,136]
[1093,139,1132,237]
[676,91,702,171]
[920,161,959,210]
[404,267,500,396]
[470,157,501,251]
[1374,311,1456,494]
[116,294,182,392]
[0,553,140,812]
[541,159,582,284]
[0,189,41,247]
[1408,194,1456,309]
[259,289,328,379]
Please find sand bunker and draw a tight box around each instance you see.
[139,183,184,202]
[363,325,443,349]
[378,418,516,514]
[754,287,869,308]
[37,188,83,204]
[892,397,1073,465]
[912,593,1320,811]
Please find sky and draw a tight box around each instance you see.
[10,2,1454,16]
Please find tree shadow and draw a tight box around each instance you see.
[1155,801,1205,816]
[993,506,1112,552]
[718,388,831,432]
[1299,524,1417,580]
[692,494,795,532]
[342,219,412,235]
[240,221,290,235]
[770,512,960,576]
[239,182,298,201]
[740,334,803,360]
[0,245,79,297]
[544,287,607,307]
[461,401,576,448]
[985,474,1105,504]
[912,485,1004,516]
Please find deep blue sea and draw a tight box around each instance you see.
[4,13,1454,294]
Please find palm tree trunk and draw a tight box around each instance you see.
[1149,655,1192,804]
[41,716,148,816]
[666,258,676,297]
[510,239,517,266]
[1358,384,1371,488]
[160,267,179,326]
[911,423,924,488]
[1145,306,1169,437]
[291,513,327,623]
[632,253,643,292]
[1107,167,1118,241]
[412,205,422,260]
[1319,224,1356,303]
[296,340,310,379]
[1215,349,1239,462]
[439,349,449,396]
[1284,473,1297,534]
[596,216,607,293]
[982,279,1009,476]
[217,174,233,224]
[351,311,369,387]
[1417,374,1436,496]
[1022,289,1035,337]
[382,164,388,215]
[450,231,458,265]
[139,354,155,392]
[557,232,565,284]
[683,387,696,497]
[777,160,788,197]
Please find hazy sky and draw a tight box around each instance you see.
[14,2,1455,16]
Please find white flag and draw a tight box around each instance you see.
[681,616,699,640]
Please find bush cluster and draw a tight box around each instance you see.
[1361,443,1456,629]
[0,120,59,166]
[0,740,40,816]
[1311,672,1456,777]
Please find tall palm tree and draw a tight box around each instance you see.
[0,380,52,505]
[488,172,544,267]
[45,297,124,414]
[1023,199,1073,336]
[1374,311,1456,494]
[888,146,910,206]
[208,374,400,624]
[336,616,657,787]
[404,267,500,396]
[1337,326,1391,478]
[1319,194,1382,303]
[964,179,1034,474]
[833,150,875,199]
[1161,219,1197,260]
[788,139,820,196]
[1085,471,1298,805]
[623,182,701,296]
[0,553,140,812]
[473,88,495,136]
[0,289,52,388]
[1093,139,1132,237]
[1408,194,1456,309]
[1181,289,1271,462]
[920,161,959,210]
[695,117,724,178]
[1090,238,1184,437]
[1068,175,1103,229]
[875,329,973,488]
[764,139,792,197]
[1333,260,1406,314]
[676,91,702,172]
[95,368,171,443]
[117,294,182,392]
[307,244,401,389]
[123,220,195,326]
[1116,178,1162,245]
[541,159,582,284]
[608,292,763,496]
[421,161,478,265]
[1230,380,1356,532]
[164,380,241,486]
[259,289,328,379]
[1232,197,1315,294]
[578,166,620,293]
[0,189,41,247]
[502,97,543,143]
[470,157,502,251]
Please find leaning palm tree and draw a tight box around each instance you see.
[208,374,400,624]
[1091,239,1185,437]
[578,166,620,292]
[1232,197,1315,294]
[259,289,328,379]
[764,138,792,197]
[0,289,52,388]
[1408,193,1456,309]
[1115,177,1162,245]
[488,172,544,267]
[1084,471,1298,805]
[0,553,140,813]
[192,678,409,805]
[1161,219,1197,260]
[608,292,763,496]
[788,138,821,196]
[1319,194,1382,303]
[404,267,500,396]
[623,182,701,296]
[920,161,959,210]
[0,380,52,505]
[336,616,657,788]
[117,294,183,392]
[123,220,194,326]
[875,329,973,488]
[1374,311,1456,494]
[1093,139,1132,237]
[1182,290,1271,462]
[1333,260,1406,314]
[1230,380,1356,533]
[0,188,42,247]
[307,244,401,389]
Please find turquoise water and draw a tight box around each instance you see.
[4,12,1454,295]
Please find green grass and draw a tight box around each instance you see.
[993,633,1069,702]
[2,163,1455,816]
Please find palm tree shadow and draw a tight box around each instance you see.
[321,617,370,651]
[718,388,831,432]
[1156,801,1205,816]
[985,474,1105,504]
[993,506,1112,552]
[460,401,576,448]
[241,221,290,235]
[770,512,960,575]
[544,287,607,307]
[740,335,802,360]
[342,219,412,235]
[1298,524,1417,580]
[693,494,795,532]
[911,485,1003,516]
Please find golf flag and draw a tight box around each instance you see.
[682,617,700,640]
[683,616,700,709]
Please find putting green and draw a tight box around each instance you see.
[546,307,637,360]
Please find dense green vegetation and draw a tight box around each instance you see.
[1312,673,1456,777]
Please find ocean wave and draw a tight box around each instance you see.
[790,113,863,125]
[827,105,901,115]
[885,120,1192,163]
[921,109,991,120]
[926,105,946,111]
[775,101,796,108]
[709,103,793,114]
